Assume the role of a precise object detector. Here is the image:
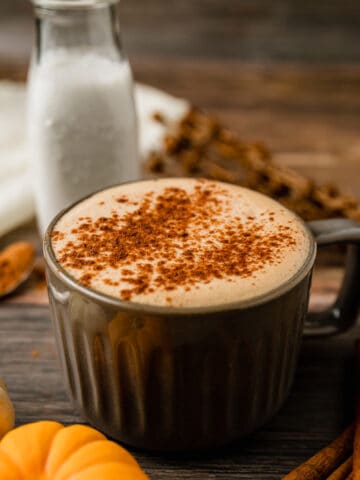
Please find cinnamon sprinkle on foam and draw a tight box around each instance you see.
[51,179,303,304]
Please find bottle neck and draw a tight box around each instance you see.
[34,1,123,61]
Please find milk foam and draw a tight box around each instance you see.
[52,178,311,307]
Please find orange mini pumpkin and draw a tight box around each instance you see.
[0,421,149,480]
[0,378,15,440]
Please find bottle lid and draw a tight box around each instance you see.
[32,0,118,9]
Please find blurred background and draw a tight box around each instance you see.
[1,1,360,188]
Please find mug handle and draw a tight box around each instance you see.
[304,218,360,337]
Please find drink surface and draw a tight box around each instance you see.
[51,178,311,308]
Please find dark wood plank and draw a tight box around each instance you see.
[2,0,360,63]
[119,0,360,63]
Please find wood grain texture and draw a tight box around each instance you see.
[2,0,360,63]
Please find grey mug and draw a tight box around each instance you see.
[44,206,360,450]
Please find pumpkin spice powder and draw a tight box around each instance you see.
[52,181,298,303]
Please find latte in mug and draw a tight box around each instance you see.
[45,177,360,450]
[51,178,310,307]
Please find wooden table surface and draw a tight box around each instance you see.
[1,1,360,478]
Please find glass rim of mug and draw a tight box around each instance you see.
[43,179,317,315]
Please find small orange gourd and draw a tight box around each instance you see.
[0,421,149,480]
[0,378,15,439]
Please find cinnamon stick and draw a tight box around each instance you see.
[282,426,354,480]
[327,457,353,480]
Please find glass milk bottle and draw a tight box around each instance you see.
[28,0,139,234]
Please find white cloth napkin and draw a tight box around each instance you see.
[0,81,189,237]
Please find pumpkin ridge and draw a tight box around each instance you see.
[53,439,139,480]
[0,421,63,478]
[45,423,67,475]
[46,425,105,477]
[0,447,24,479]
[0,378,15,439]
[0,422,148,480]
